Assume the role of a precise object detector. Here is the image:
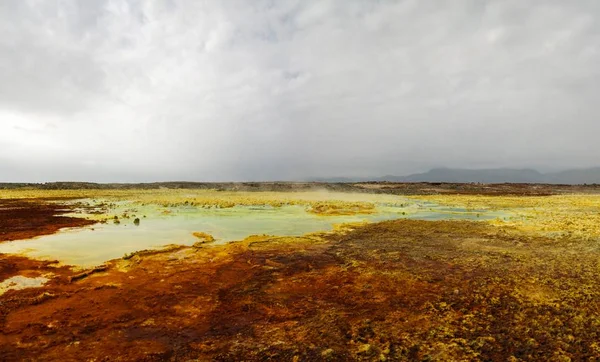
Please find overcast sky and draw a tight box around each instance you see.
[1,0,599,182]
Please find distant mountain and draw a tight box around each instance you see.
[310,167,600,184]
[545,167,600,184]
[393,168,545,183]
[308,176,370,183]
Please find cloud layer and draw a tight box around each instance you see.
[1,0,599,182]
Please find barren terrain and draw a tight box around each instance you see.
[1,183,600,361]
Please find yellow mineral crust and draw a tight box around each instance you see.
[410,194,600,241]
[192,232,216,243]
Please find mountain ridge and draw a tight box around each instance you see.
[309,167,600,184]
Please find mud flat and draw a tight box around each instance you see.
[1,187,600,360]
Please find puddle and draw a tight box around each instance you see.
[0,197,511,267]
[0,275,50,295]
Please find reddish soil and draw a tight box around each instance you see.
[0,199,95,243]
[0,255,72,285]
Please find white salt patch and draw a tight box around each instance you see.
[0,275,49,295]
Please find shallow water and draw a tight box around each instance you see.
[0,199,510,267]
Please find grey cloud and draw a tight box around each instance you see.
[0,0,599,182]
[0,1,108,115]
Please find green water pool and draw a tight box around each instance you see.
[0,199,510,267]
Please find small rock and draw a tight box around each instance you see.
[192,232,215,244]
[321,349,334,358]
[141,318,155,326]
[133,218,140,226]
[357,344,373,355]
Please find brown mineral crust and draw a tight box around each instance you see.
[0,255,72,284]
[1,220,600,361]
[0,199,95,243]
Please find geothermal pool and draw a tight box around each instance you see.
[0,197,510,267]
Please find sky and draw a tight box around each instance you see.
[1,0,599,182]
